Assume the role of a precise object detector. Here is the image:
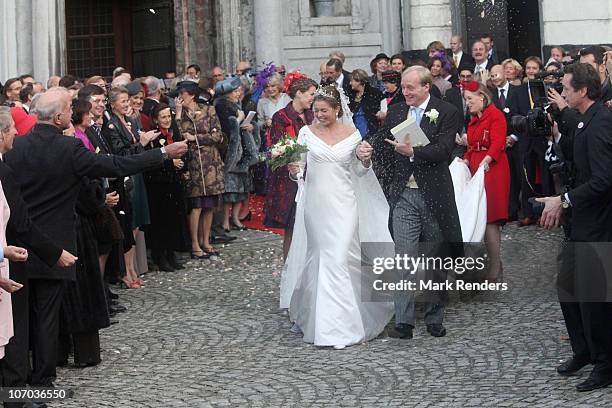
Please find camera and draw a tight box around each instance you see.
[510,68,565,138]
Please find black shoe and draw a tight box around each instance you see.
[109,303,127,314]
[157,256,175,272]
[211,235,237,244]
[557,356,591,376]
[190,250,211,260]
[107,289,119,300]
[388,324,413,339]
[576,373,612,392]
[426,323,447,337]
[166,251,184,270]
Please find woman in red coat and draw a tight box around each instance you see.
[463,82,510,281]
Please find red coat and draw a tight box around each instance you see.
[464,104,510,223]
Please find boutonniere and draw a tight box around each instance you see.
[108,124,115,129]
[503,107,510,114]
[159,138,166,146]
[424,109,439,125]
[95,146,101,154]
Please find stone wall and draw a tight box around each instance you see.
[404,0,453,50]
[541,0,612,46]
[254,0,402,80]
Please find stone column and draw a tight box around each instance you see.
[0,0,65,82]
[254,0,283,66]
[215,0,255,73]
[0,0,19,80]
[31,0,66,80]
[379,0,402,54]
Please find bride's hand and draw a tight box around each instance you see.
[356,141,373,162]
[287,163,301,177]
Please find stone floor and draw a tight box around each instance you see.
[52,223,612,407]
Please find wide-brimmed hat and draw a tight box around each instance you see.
[370,53,390,66]
[167,80,201,97]
[10,107,37,136]
[214,77,242,96]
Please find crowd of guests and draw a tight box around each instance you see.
[0,31,611,399]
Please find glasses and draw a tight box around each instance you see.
[460,74,473,80]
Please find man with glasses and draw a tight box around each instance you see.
[211,66,225,87]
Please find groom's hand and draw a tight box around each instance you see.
[385,138,414,157]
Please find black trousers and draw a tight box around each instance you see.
[147,181,182,256]
[560,301,612,375]
[520,149,550,218]
[29,279,64,386]
[507,143,522,218]
[0,265,29,390]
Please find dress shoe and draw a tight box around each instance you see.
[156,256,175,272]
[426,323,447,337]
[388,324,413,339]
[107,289,119,300]
[211,235,237,244]
[166,251,185,270]
[518,217,536,226]
[576,373,612,392]
[556,356,590,376]
[109,303,127,314]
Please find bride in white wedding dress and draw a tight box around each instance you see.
[282,86,393,349]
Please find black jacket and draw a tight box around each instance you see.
[0,160,62,270]
[349,83,382,137]
[559,102,612,241]
[4,123,164,280]
[369,96,463,243]
[491,83,530,136]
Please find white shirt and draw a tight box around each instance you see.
[411,94,431,114]
[407,94,431,170]
[474,61,488,73]
[335,73,344,90]
[497,82,509,101]
[496,82,518,142]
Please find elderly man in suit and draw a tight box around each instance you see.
[371,66,462,339]
[538,63,612,392]
[2,87,187,393]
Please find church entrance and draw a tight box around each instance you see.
[65,0,175,78]
[460,0,542,64]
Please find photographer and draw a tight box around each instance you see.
[548,46,612,136]
[537,63,612,392]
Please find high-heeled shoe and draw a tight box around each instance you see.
[203,246,221,256]
[239,211,252,222]
[231,221,248,231]
[191,250,211,260]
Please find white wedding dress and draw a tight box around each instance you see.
[281,126,394,347]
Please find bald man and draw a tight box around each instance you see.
[2,87,187,390]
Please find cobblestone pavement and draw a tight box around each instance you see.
[53,223,612,407]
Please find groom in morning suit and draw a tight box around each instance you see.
[371,66,462,339]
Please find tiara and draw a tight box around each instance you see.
[314,86,337,99]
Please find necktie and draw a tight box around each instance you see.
[454,55,459,67]
[93,124,110,153]
[499,88,506,109]
[411,107,423,126]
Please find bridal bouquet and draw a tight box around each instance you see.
[261,135,308,171]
